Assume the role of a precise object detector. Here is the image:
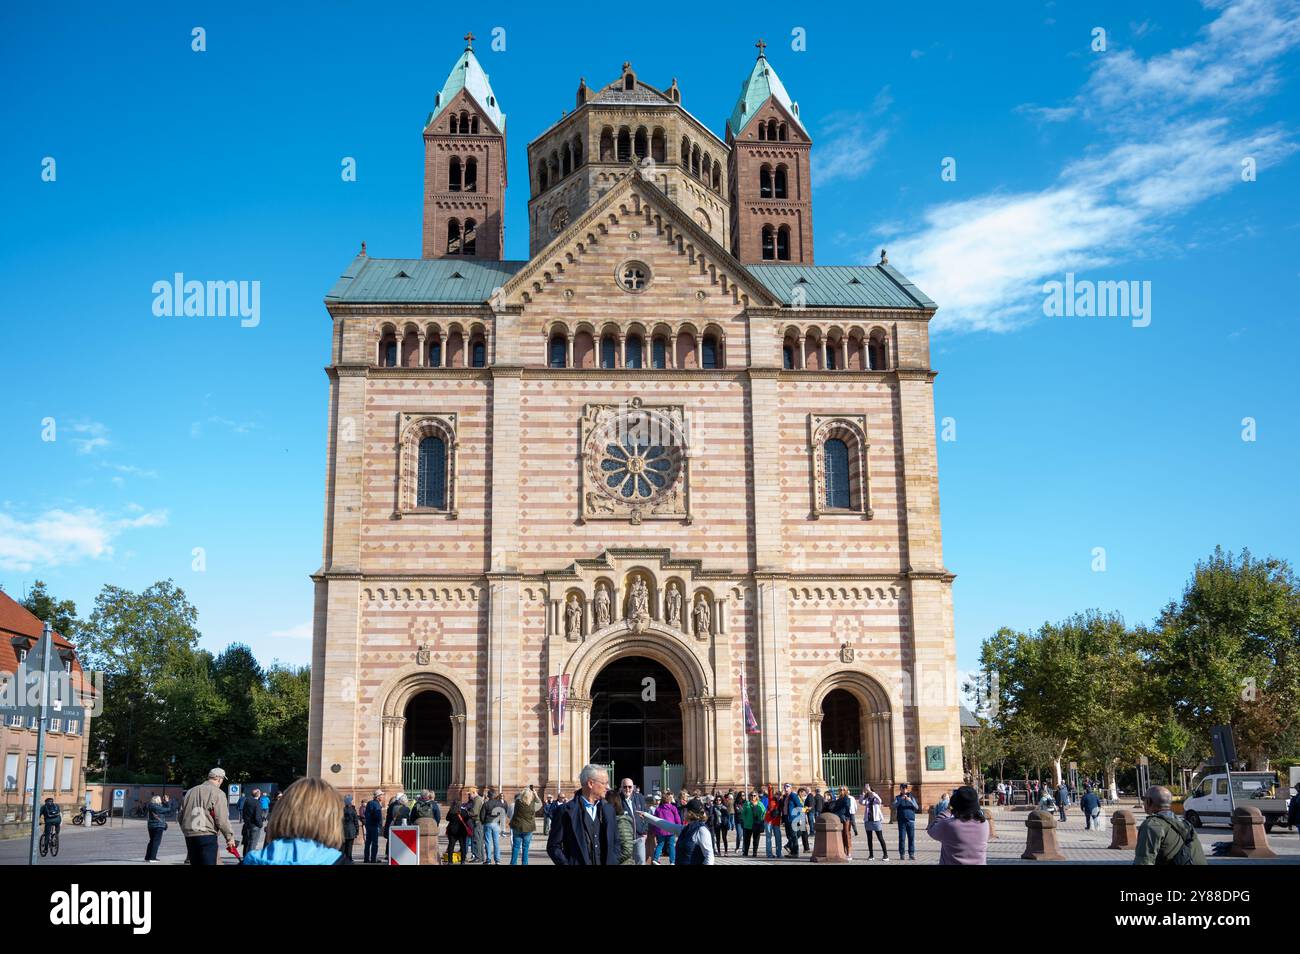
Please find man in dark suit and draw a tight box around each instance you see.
[546,764,618,865]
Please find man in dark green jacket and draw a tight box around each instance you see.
[1134,786,1207,865]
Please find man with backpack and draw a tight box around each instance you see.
[1134,786,1206,865]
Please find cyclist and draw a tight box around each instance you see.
[40,797,62,842]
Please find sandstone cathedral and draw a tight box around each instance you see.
[307,36,963,806]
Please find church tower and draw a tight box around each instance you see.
[422,35,507,260]
[726,42,813,265]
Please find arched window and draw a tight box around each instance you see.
[701,335,719,369]
[651,337,667,369]
[761,225,775,260]
[449,114,459,134]
[600,335,617,369]
[634,127,648,159]
[573,137,583,167]
[463,219,477,256]
[429,338,442,367]
[774,165,788,199]
[617,128,631,161]
[446,219,461,255]
[417,436,447,509]
[448,156,462,192]
[680,136,690,167]
[470,115,479,134]
[778,122,788,141]
[459,111,469,132]
[538,160,549,191]
[777,225,791,261]
[625,335,644,369]
[691,145,700,177]
[651,128,665,162]
[383,340,398,367]
[759,165,773,198]
[624,73,634,91]
[824,439,850,509]
[712,165,721,191]
[471,339,486,367]
[758,122,767,141]
[463,157,477,192]
[701,155,711,184]
[767,119,778,140]
[868,332,888,371]
[825,342,838,370]
[549,334,567,368]
[562,146,572,177]
[782,344,794,369]
[600,129,614,161]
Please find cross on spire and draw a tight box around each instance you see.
[755,38,767,58]
[464,31,475,50]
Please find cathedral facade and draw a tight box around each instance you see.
[308,38,963,805]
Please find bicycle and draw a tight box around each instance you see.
[39,827,60,857]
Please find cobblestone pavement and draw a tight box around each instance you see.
[5,807,1298,865]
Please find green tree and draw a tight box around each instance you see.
[20,580,80,639]
[250,665,311,780]
[1149,547,1300,768]
[79,580,201,777]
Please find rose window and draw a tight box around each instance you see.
[597,435,680,500]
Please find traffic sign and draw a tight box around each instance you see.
[388,825,419,865]
[112,789,125,808]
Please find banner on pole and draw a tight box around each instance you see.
[388,825,419,865]
[740,674,760,734]
[548,674,570,736]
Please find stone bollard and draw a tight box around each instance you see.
[1228,806,1278,859]
[417,817,441,865]
[811,812,849,863]
[1109,810,1139,850]
[1021,809,1066,861]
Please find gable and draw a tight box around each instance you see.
[740,98,810,145]
[425,87,504,138]
[501,173,777,311]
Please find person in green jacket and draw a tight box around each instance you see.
[606,789,636,864]
[739,791,764,857]
[1134,786,1207,865]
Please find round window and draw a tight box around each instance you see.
[616,261,651,293]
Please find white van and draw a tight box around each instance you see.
[1182,772,1294,832]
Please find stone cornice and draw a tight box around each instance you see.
[895,368,939,383]
[314,567,938,584]
[326,302,498,318]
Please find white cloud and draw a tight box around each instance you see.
[267,622,312,640]
[884,0,1300,333]
[0,506,169,572]
[70,421,110,455]
[813,116,889,186]
[191,416,258,438]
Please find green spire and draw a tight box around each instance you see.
[726,43,805,139]
[427,35,506,132]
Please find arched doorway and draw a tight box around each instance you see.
[589,657,682,793]
[821,688,865,790]
[403,690,453,798]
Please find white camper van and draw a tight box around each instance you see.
[1182,772,1295,832]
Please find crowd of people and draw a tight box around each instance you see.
[156,764,1299,866]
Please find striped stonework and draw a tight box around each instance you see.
[310,172,963,808]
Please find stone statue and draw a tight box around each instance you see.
[693,598,711,638]
[565,595,582,639]
[666,583,683,629]
[629,578,649,620]
[594,584,611,629]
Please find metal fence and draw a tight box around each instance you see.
[401,756,451,800]
[822,751,865,791]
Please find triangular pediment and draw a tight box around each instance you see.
[737,97,810,145]
[499,171,777,309]
[424,87,504,138]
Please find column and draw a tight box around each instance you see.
[617,332,626,368]
[810,712,825,785]
[566,334,574,369]
[796,332,806,369]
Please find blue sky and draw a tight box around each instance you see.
[1,1,1297,684]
